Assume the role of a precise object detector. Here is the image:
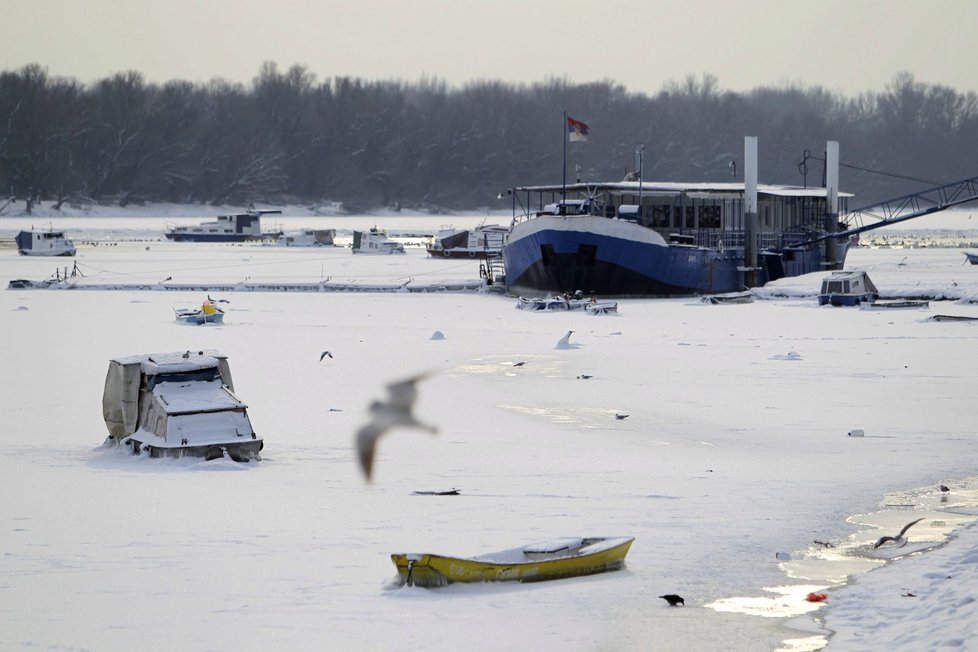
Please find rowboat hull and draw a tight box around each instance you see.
[391,536,634,588]
[174,308,224,324]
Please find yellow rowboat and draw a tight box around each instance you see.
[391,536,634,588]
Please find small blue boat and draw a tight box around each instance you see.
[817,270,879,306]
[174,298,225,324]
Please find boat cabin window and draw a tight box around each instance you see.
[544,200,589,216]
[699,206,721,229]
[821,280,848,294]
[146,368,222,390]
[651,205,670,228]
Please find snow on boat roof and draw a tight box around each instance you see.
[514,181,854,198]
[110,350,228,374]
[151,379,246,414]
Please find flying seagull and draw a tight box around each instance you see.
[659,594,685,606]
[320,351,334,361]
[873,517,924,549]
[355,373,436,480]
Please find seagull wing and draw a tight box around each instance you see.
[897,517,924,538]
[873,535,896,549]
[385,373,428,410]
[320,351,333,361]
[355,419,386,480]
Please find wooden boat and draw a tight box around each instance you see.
[390,536,634,587]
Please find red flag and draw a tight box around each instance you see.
[567,116,590,142]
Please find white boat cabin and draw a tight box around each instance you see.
[102,350,261,460]
[818,270,879,306]
[15,229,76,256]
[352,228,405,254]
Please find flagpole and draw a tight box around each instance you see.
[562,111,567,207]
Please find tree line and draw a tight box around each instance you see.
[1,62,976,214]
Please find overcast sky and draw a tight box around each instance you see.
[3,0,976,97]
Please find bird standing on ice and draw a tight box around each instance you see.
[355,373,436,480]
[555,330,578,349]
[659,594,684,606]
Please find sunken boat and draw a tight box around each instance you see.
[102,350,262,461]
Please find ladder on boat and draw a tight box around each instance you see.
[791,174,978,247]
[480,253,506,286]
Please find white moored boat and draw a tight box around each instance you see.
[352,227,405,254]
[15,229,76,256]
[275,228,336,247]
[427,223,510,259]
[164,208,282,242]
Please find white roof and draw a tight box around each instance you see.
[152,379,246,414]
[110,350,227,374]
[517,181,854,198]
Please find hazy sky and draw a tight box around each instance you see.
[3,0,976,97]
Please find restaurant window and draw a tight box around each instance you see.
[699,206,721,228]
[651,205,670,228]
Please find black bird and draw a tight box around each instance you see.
[873,518,924,549]
[615,413,629,420]
[513,361,527,367]
[659,594,685,606]
[320,351,334,361]
[577,374,593,380]
[940,484,950,493]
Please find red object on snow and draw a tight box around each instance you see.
[806,592,828,602]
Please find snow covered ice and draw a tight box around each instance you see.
[2,210,978,651]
